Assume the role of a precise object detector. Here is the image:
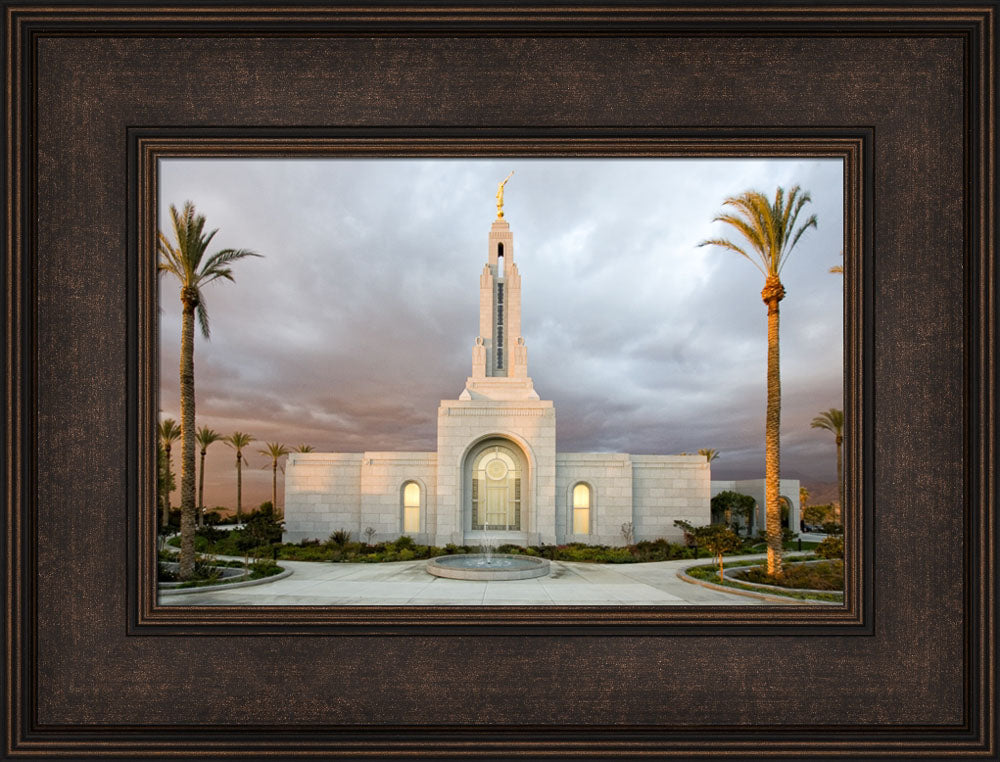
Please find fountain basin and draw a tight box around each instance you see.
[426,554,550,581]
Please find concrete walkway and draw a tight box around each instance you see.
[159,554,790,606]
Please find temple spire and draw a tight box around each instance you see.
[460,194,539,401]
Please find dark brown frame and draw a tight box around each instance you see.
[4,4,995,759]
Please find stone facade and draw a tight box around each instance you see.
[284,208,721,546]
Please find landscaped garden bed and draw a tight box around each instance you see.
[683,557,843,603]
[158,555,284,590]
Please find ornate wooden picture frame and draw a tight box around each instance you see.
[4,4,995,758]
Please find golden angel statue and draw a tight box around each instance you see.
[496,171,514,218]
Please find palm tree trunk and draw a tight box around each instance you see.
[236,450,243,526]
[197,449,207,528]
[161,443,171,528]
[236,453,243,525]
[271,461,278,515]
[178,300,197,579]
[763,279,784,577]
[836,434,844,520]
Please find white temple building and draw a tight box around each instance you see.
[283,189,799,547]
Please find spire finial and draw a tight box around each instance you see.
[496,171,514,218]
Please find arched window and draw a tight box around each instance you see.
[402,481,421,533]
[572,483,591,535]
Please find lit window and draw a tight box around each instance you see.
[403,482,420,533]
[572,483,590,534]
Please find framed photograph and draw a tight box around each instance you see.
[4,3,995,759]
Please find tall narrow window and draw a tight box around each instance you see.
[403,482,420,533]
[572,483,591,535]
[497,243,504,277]
[496,282,504,369]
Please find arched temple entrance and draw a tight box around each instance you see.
[463,439,529,543]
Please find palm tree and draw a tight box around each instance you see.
[698,448,720,463]
[157,418,181,528]
[158,201,260,578]
[700,185,817,576]
[259,442,290,517]
[195,426,223,528]
[225,432,254,525]
[292,444,314,453]
[811,408,845,514]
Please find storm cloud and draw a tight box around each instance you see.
[159,158,844,510]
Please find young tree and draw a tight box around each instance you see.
[158,201,260,579]
[699,186,818,576]
[811,408,845,514]
[675,520,743,582]
[195,426,223,528]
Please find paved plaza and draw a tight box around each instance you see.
[159,554,794,606]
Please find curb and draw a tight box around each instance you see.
[158,567,293,596]
[675,565,841,606]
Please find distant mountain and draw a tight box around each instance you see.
[802,481,839,506]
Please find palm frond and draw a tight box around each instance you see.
[698,237,766,276]
[701,184,817,281]
[195,294,210,339]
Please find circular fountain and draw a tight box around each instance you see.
[426,554,550,581]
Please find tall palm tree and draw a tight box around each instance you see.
[811,408,845,514]
[195,426,223,528]
[158,417,181,528]
[225,432,254,525]
[292,444,314,453]
[158,201,260,578]
[698,448,720,463]
[259,442,290,517]
[700,185,817,576]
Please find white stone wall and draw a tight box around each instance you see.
[283,452,437,544]
[435,398,557,547]
[555,453,632,545]
[283,452,363,544]
[360,453,438,545]
[631,455,711,542]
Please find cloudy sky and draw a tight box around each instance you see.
[158,158,843,511]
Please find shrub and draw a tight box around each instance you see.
[815,535,844,559]
[249,560,282,578]
[196,525,226,543]
[397,548,415,561]
[202,510,226,526]
[394,535,415,550]
[328,528,352,547]
[821,521,844,535]
[738,560,843,591]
